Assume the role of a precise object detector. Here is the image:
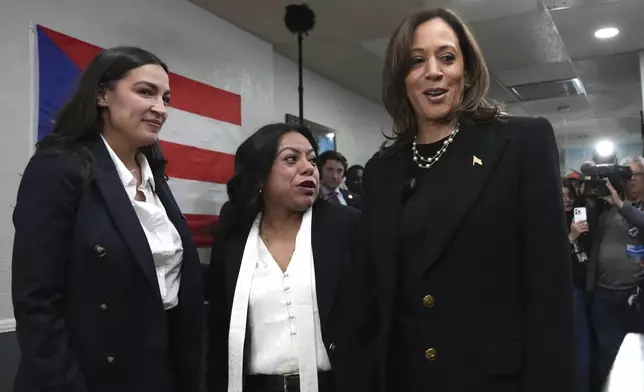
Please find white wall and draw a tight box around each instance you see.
[273,53,390,166]
[0,0,390,328]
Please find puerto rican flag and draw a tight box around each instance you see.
[36,25,238,262]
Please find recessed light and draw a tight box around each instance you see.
[594,27,619,39]
[596,140,615,157]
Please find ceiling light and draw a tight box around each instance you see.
[595,140,615,157]
[594,27,619,39]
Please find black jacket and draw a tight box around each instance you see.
[206,200,364,392]
[340,188,362,210]
[359,117,576,392]
[11,138,204,392]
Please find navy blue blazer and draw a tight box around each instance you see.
[11,137,204,392]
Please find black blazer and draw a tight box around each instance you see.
[11,138,204,392]
[359,117,576,392]
[339,188,362,210]
[206,200,361,392]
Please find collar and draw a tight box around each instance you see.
[100,135,155,192]
[321,186,339,195]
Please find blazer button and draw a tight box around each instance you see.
[106,356,115,363]
[425,348,437,361]
[99,302,108,311]
[328,343,336,352]
[423,295,436,308]
[94,244,107,257]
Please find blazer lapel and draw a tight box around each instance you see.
[311,202,342,325]
[417,120,508,274]
[86,138,160,300]
[225,228,251,302]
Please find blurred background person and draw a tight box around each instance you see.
[359,8,575,392]
[586,157,644,389]
[206,123,361,392]
[345,165,364,196]
[11,47,204,392]
[318,151,362,209]
[563,178,591,392]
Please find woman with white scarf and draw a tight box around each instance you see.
[206,123,362,392]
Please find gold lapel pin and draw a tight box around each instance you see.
[473,156,483,166]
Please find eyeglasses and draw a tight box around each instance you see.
[628,173,644,180]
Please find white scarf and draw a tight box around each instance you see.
[228,208,319,392]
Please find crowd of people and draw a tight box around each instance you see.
[563,159,644,391]
[11,5,640,392]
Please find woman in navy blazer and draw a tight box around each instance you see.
[11,47,203,392]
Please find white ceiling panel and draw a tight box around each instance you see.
[521,94,591,122]
[488,75,520,103]
[505,103,531,117]
[495,61,577,86]
[550,0,644,59]
[573,52,641,93]
[544,0,629,10]
[585,89,642,118]
[359,37,389,58]
[422,0,542,23]
[469,9,569,71]
[312,0,419,42]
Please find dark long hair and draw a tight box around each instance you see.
[382,8,502,148]
[226,123,319,228]
[36,46,169,181]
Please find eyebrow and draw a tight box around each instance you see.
[411,45,457,53]
[277,146,316,155]
[134,81,171,96]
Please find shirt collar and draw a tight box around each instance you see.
[321,186,339,195]
[101,135,155,192]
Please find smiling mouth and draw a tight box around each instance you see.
[423,88,448,98]
[143,119,163,128]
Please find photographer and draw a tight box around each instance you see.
[586,157,644,389]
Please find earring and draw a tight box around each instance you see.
[465,83,471,89]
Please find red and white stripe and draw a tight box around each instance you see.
[42,26,241,262]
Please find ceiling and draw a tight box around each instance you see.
[188,0,644,148]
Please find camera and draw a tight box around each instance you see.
[580,163,632,197]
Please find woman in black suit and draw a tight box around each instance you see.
[359,8,576,392]
[206,123,360,392]
[11,47,203,392]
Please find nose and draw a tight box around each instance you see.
[424,58,443,80]
[150,97,168,118]
[301,158,315,175]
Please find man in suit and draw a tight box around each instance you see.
[318,151,362,210]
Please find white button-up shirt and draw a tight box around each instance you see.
[246,238,331,375]
[101,136,183,310]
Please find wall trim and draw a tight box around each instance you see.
[0,318,16,333]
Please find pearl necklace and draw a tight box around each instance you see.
[412,123,460,169]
